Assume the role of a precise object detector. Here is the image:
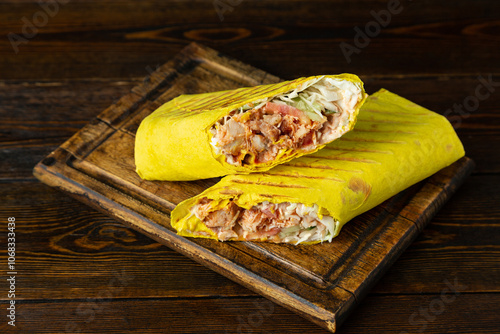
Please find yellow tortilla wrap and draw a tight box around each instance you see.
[171,89,465,244]
[135,74,366,181]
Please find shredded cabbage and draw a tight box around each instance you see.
[287,97,324,122]
[270,77,345,121]
[279,225,301,237]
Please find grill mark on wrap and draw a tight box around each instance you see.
[281,162,363,173]
[300,155,380,164]
[352,128,417,135]
[362,108,430,117]
[259,194,294,199]
[168,92,238,117]
[166,80,305,120]
[167,90,249,118]
[167,106,207,119]
[178,90,240,110]
[230,179,310,189]
[260,172,344,182]
[357,119,426,125]
[219,189,244,196]
[338,137,406,144]
[322,146,392,154]
[191,89,250,110]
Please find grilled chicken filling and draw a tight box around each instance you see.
[210,77,363,166]
[191,199,339,244]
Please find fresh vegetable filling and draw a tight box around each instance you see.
[210,77,363,166]
[191,199,339,244]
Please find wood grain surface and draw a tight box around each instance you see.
[1,1,499,333]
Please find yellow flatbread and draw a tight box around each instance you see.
[171,89,465,244]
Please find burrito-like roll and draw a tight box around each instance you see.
[135,74,366,181]
[170,89,465,244]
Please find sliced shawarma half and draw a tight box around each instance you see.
[171,89,466,244]
[135,74,366,181]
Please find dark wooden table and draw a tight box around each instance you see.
[1,1,499,333]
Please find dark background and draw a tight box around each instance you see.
[1,0,499,333]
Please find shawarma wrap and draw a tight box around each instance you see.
[170,89,465,244]
[135,74,366,181]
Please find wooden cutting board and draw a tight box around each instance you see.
[33,42,474,333]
